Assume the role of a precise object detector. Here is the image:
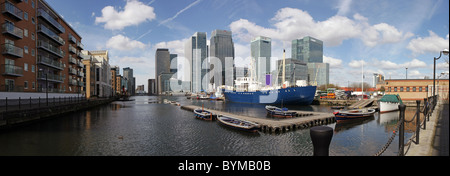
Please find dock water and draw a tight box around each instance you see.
[180,105,335,133]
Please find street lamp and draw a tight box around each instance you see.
[39,68,48,106]
[433,49,449,99]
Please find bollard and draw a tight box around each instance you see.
[415,100,420,144]
[310,126,333,156]
[398,104,406,156]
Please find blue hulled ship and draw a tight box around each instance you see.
[223,86,316,105]
[222,49,316,105]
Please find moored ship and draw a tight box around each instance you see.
[223,49,317,105]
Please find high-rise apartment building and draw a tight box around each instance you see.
[1,0,85,95]
[185,32,208,93]
[210,29,234,88]
[251,36,271,86]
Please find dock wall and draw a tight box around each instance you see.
[0,98,115,130]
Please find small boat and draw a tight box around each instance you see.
[265,105,297,118]
[194,109,217,121]
[217,115,260,132]
[170,101,180,106]
[379,94,402,113]
[331,106,345,109]
[333,108,376,122]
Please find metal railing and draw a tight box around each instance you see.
[2,22,23,38]
[374,95,439,156]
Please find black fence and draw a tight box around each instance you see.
[374,95,439,156]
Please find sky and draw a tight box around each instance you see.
[46,0,449,89]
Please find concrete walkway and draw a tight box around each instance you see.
[406,100,449,156]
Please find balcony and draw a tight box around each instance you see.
[1,1,23,20]
[37,40,64,58]
[77,41,84,50]
[37,55,64,70]
[76,51,84,59]
[78,70,84,77]
[69,67,77,75]
[2,22,23,39]
[37,24,65,45]
[1,64,23,77]
[77,60,84,68]
[69,44,76,54]
[69,55,77,64]
[69,34,77,43]
[37,72,64,83]
[2,43,23,57]
[37,8,65,33]
[69,78,77,86]
[78,81,84,87]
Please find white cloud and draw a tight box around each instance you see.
[323,56,343,68]
[407,30,449,55]
[106,34,147,51]
[335,0,353,16]
[229,8,412,47]
[400,59,427,69]
[95,0,156,30]
[348,60,367,68]
[118,56,146,64]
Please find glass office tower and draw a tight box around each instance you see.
[210,30,234,88]
[251,36,271,86]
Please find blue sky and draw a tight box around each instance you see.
[46,0,449,89]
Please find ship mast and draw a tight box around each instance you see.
[282,49,286,88]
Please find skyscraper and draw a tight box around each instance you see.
[251,36,271,86]
[185,32,208,92]
[123,67,134,95]
[155,48,172,94]
[210,30,234,88]
[292,36,328,86]
[292,36,323,63]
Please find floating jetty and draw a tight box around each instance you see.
[180,105,335,133]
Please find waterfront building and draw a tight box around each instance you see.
[373,73,385,87]
[251,36,271,86]
[155,48,169,94]
[292,36,323,63]
[277,58,308,86]
[123,67,134,95]
[292,36,328,86]
[170,53,177,76]
[380,79,449,101]
[1,0,85,95]
[307,62,329,86]
[210,29,234,88]
[110,65,119,95]
[185,32,208,93]
[82,50,111,98]
[148,79,156,95]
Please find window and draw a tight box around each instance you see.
[406,87,410,92]
[32,17,35,24]
[24,63,28,71]
[32,1,35,8]
[394,87,397,92]
[31,49,35,56]
[24,12,28,20]
[400,87,403,92]
[419,87,423,92]
[31,33,35,40]
[388,87,391,92]
[413,87,416,92]
[32,65,35,72]
[24,46,28,54]
[32,82,35,89]
[24,29,28,37]
[24,81,28,89]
